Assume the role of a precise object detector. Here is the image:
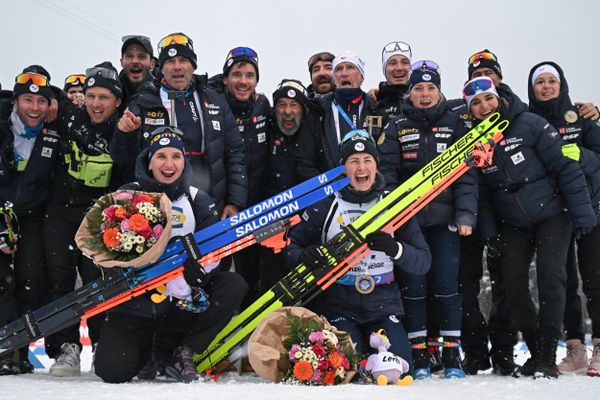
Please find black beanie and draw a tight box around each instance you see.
[84,62,123,99]
[339,130,379,165]
[468,49,503,80]
[13,65,54,103]
[148,126,186,160]
[272,79,308,108]
[223,47,259,82]
[158,32,197,70]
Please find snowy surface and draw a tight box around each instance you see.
[2,345,600,400]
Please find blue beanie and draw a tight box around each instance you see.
[148,126,186,160]
[408,68,441,91]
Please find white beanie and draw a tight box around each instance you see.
[463,77,499,110]
[531,64,560,86]
[382,49,412,76]
[332,52,365,78]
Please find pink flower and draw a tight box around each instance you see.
[120,219,132,232]
[341,356,349,369]
[100,223,106,232]
[114,192,133,201]
[312,343,325,357]
[310,368,322,382]
[103,205,116,222]
[308,331,325,344]
[152,224,164,239]
[318,359,331,370]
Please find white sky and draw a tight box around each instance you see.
[2,0,599,106]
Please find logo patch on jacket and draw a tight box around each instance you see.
[171,206,187,229]
[41,147,53,158]
[145,117,165,125]
[212,121,221,131]
[511,151,525,165]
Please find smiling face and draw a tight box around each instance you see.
[409,82,441,109]
[275,98,303,136]
[533,72,560,102]
[223,62,258,102]
[120,43,153,85]
[310,60,334,94]
[471,67,501,87]
[14,93,49,127]
[85,86,121,124]
[469,92,500,120]
[334,62,364,89]
[149,147,185,184]
[385,54,411,85]
[161,56,195,90]
[344,153,377,192]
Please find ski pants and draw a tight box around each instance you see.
[94,271,247,383]
[563,225,600,341]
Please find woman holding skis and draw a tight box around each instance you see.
[285,130,431,371]
[94,126,247,383]
[464,76,594,379]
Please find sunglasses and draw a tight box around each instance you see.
[411,60,440,72]
[150,125,184,139]
[226,47,258,63]
[468,51,497,65]
[64,74,86,85]
[308,51,335,70]
[158,33,192,50]
[341,129,374,144]
[122,34,151,43]
[85,67,119,82]
[15,72,49,86]
[463,78,495,97]
[382,41,412,59]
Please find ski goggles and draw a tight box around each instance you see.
[157,33,192,51]
[122,34,151,44]
[341,129,374,144]
[462,77,496,97]
[149,125,185,139]
[64,74,86,85]
[411,60,440,72]
[308,51,335,70]
[468,51,497,65]
[15,72,49,86]
[226,47,258,63]
[85,67,119,82]
[382,41,412,59]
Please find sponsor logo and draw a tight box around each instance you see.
[168,48,177,57]
[159,137,171,145]
[29,84,39,92]
[256,121,266,129]
[436,143,447,153]
[257,132,266,143]
[212,121,221,131]
[399,128,419,135]
[511,151,525,165]
[145,117,165,125]
[434,133,452,139]
[41,147,53,158]
[354,142,365,151]
[399,134,419,143]
[402,152,417,159]
[203,102,220,110]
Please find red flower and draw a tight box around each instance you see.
[132,194,154,208]
[293,360,313,381]
[139,226,153,239]
[318,359,331,370]
[329,351,344,369]
[312,343,325,357]
[103,227,120,249]
[341,355,350,369]
[103,205,116,222]
[359,358,368,369]
[128,214,150,232]
[322,370,336,385]
[114,207,129,221]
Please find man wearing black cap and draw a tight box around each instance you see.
[0,66,61,375]
[41,62,125,377]
[119,35,156,109]
[111,32,247,220]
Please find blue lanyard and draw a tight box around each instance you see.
[335,103,357,130]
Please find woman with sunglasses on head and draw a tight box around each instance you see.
[464,76,595,379]
[94,126,248,383]
[377,62,477,379]
[285,130,431,377]
[527,62,600,377]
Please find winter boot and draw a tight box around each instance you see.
[410,338,431,379]
[165,345,199,383]
[49,343,81,377]
[461,352,491,375]
[587,338,600,377]
[19,359,34,374]
[491,348,520,376]
[0,358,20,376]
[427,337,443,373]
[533,336,558,379]
[557,339,588,374]
[441,337,465,378]
[518,335,538,377]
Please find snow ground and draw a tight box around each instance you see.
[2,344,600,400]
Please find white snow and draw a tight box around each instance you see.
[2,345,600,400]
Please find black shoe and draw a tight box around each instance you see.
[165,345,199,383]
[0,359,20,376]
[427,337,443,373]
[462,354,492,375]
[410,338,431,379]
[19,359,34,374]
[491,351,520,376]
[533,336,558,379]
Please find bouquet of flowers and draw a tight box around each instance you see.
[75,190,172,268]
[248,307,357,385]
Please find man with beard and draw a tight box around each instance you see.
[307,51,335,99]
[119,35,156,110]
[259,79,308,291]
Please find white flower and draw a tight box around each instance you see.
[336,367,345,378]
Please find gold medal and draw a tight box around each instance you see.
[564,110,578,124]
[355,274,375,295]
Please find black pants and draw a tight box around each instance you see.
[43,200,103,359]
[234,246,260,307]
[563,226,600,340]
[0,217,47,361]
[94,271,247,383]
[458,234,517,356]
[497,213,571,340]
[257,246,290,294]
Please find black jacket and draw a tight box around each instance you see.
[262,119,303,199]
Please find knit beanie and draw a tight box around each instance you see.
[84,61,123,99]
[468,49,503,80]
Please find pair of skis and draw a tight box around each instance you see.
[0,167,350,356]
[194,113,509,375]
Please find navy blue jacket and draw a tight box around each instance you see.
[109,74,247,211]
[477,86,595,239]
[528,61,600,225]
[262,119,302,199]
[378,100,478,228]
[284,178,431,321]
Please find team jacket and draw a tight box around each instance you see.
[262,119,302,199]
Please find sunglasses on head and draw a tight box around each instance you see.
[308,52,335,70]
[382,41,412,59]
[341,129,374,144]
[226,47,258,63]
[122,34,151,43]
[463,78,495,97]
[157,34,192,50]
[64,74,86,85]
[15,72,49,86]
[468,51,497,65]
[150,125,184,139]
[85,67,119,82]
[411,60,440,72]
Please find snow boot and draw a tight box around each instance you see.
[165,345,199,383]
[427,337,443,373]
[0,358,20,375]
[557,339,588,374]
[410,338,431,379]
[533,336,558,379]
[491,348,520,376]
[518,334,538,377]
[49,342,81,377]
[461,352,491,375]
[442,337,465,379]
[19,359,34,374]
[587,338,600,377]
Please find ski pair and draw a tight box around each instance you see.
[0,167,350,356]
[194,114,509,374]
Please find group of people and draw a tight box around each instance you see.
[0,31,598,384]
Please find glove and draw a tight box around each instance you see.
[175,286,210,313]
[486,235,502,259]
[575,226,593,240]
[365,231,403,260]
[561,143,580,162]
[300,245,331,268]
[0,230,14,251]
[182,258,208,287]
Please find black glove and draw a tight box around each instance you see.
[300,245,331,268]
[575,226,593,240]
[486,235,502,259]
[0,230,14,251]
[365,231,402,259]
[182,258,208,287]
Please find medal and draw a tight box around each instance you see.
[564,110,578,124]
[355,274,375,295]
